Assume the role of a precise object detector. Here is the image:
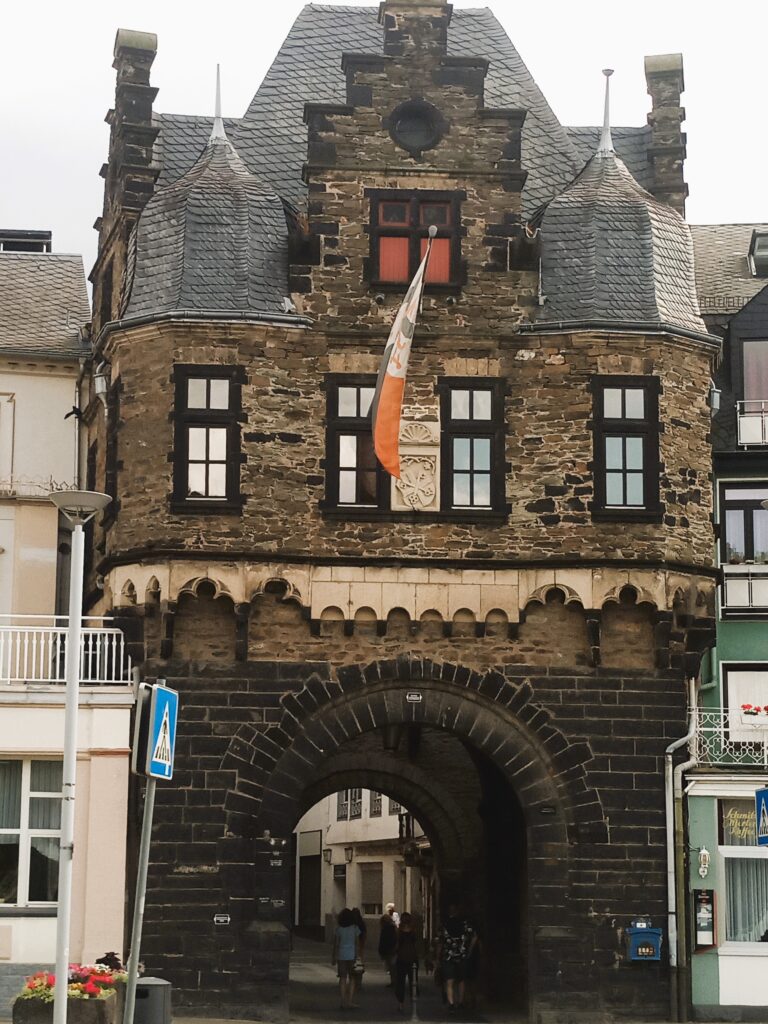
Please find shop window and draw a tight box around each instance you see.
[437,378,506,513]
[172,365,244,512]
[324,376,388,511]
[0,760,62,907]
[367,190,463,288]
[719,799,768,941]
[591,376,661,520]
[360,861,383,917]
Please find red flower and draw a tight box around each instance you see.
[83,983,99,997]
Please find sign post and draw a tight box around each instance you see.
[756,787,768,847]
[123,683,179,1024]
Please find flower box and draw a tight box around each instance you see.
[13,994,117,1024]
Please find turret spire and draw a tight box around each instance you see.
[597,68,614,156]
[210,64,226,142]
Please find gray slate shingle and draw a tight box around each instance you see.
[537,151,706,335]
[566,126,652,190]
[0,253,90,359]
[690,223,768,315]
[124,133,292,318]
[154,4,582,216]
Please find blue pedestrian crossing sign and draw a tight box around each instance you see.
[147,684,179,780]
[756,788,768,847]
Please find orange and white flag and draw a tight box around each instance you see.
[371,229,435,479]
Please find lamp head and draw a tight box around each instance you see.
[49,489,111,526]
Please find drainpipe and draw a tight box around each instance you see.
[665,676,697,1022]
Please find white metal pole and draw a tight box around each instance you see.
[123,776,157,1024]
[53,521,85,1024]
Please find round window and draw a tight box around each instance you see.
[388,100,445,158]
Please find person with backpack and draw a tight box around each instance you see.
[435,904,476,1013]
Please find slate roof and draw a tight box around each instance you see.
[123,129,294,319]
[0,253,89,360]
[534,147,707,336]
[566,126,652,191]
[153,4,583,216]
[690,223,768,316]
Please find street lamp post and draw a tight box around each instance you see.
[48,490,111,1024]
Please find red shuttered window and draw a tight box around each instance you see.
[368,191,462,287]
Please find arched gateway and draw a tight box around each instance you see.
[214,658,602,1016]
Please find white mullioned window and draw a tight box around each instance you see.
[0,759,62,906]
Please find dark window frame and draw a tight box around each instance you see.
[364,188,467,292]
[719,482,768,564]
[171,364,245,515]
[322,374,390,512]
[436,377,507,516]
[591,375,662,522]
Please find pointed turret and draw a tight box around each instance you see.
[121,69,293,320]
[532,70,706,337]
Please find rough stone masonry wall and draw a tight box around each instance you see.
[96,319,715,575]
[298,23,535,331]
[135,615,684,1021]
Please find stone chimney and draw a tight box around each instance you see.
[378,0,453,57]
[644,53,688,218]
[92,29,159,333]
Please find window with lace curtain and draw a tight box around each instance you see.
[719,799,768,942]
[0,760,62,907]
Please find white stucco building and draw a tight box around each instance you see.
[0,230,133,1011]
[293,788,428,943]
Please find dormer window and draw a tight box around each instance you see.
[366,189,464,289]
[749,231,768,278]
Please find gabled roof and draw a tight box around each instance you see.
[0,253,89,360]
[690,223,768,315]
[152,4,583,215]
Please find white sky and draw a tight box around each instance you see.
[1,0,766,278]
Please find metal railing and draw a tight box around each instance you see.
[0,615,132,686]
[721,564,768,614]
[692,708,768,768]
[737,400,768,446]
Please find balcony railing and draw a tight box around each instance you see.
[692,708,768,768]
[0,616,132,686]
[737,400,768,446]
[721,564,768,615]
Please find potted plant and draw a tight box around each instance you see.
[740,703,768,725]
[12,962,127,1024]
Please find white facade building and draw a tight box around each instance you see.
[294,789,428,942]
[0,231,133,1012]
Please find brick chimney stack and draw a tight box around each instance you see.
[644,53,688,218]
[378,0,453,57]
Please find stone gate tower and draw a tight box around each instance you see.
[85,4,717,1021]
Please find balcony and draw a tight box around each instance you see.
[0,616,132,686]
[721,564,768,616]
[737,400,768,446]
[693,708,768,768]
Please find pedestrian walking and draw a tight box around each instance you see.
[332,907,361,1010]
[393,912,421,1015]
[436,904,476,1013]
[378,906,398,985]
